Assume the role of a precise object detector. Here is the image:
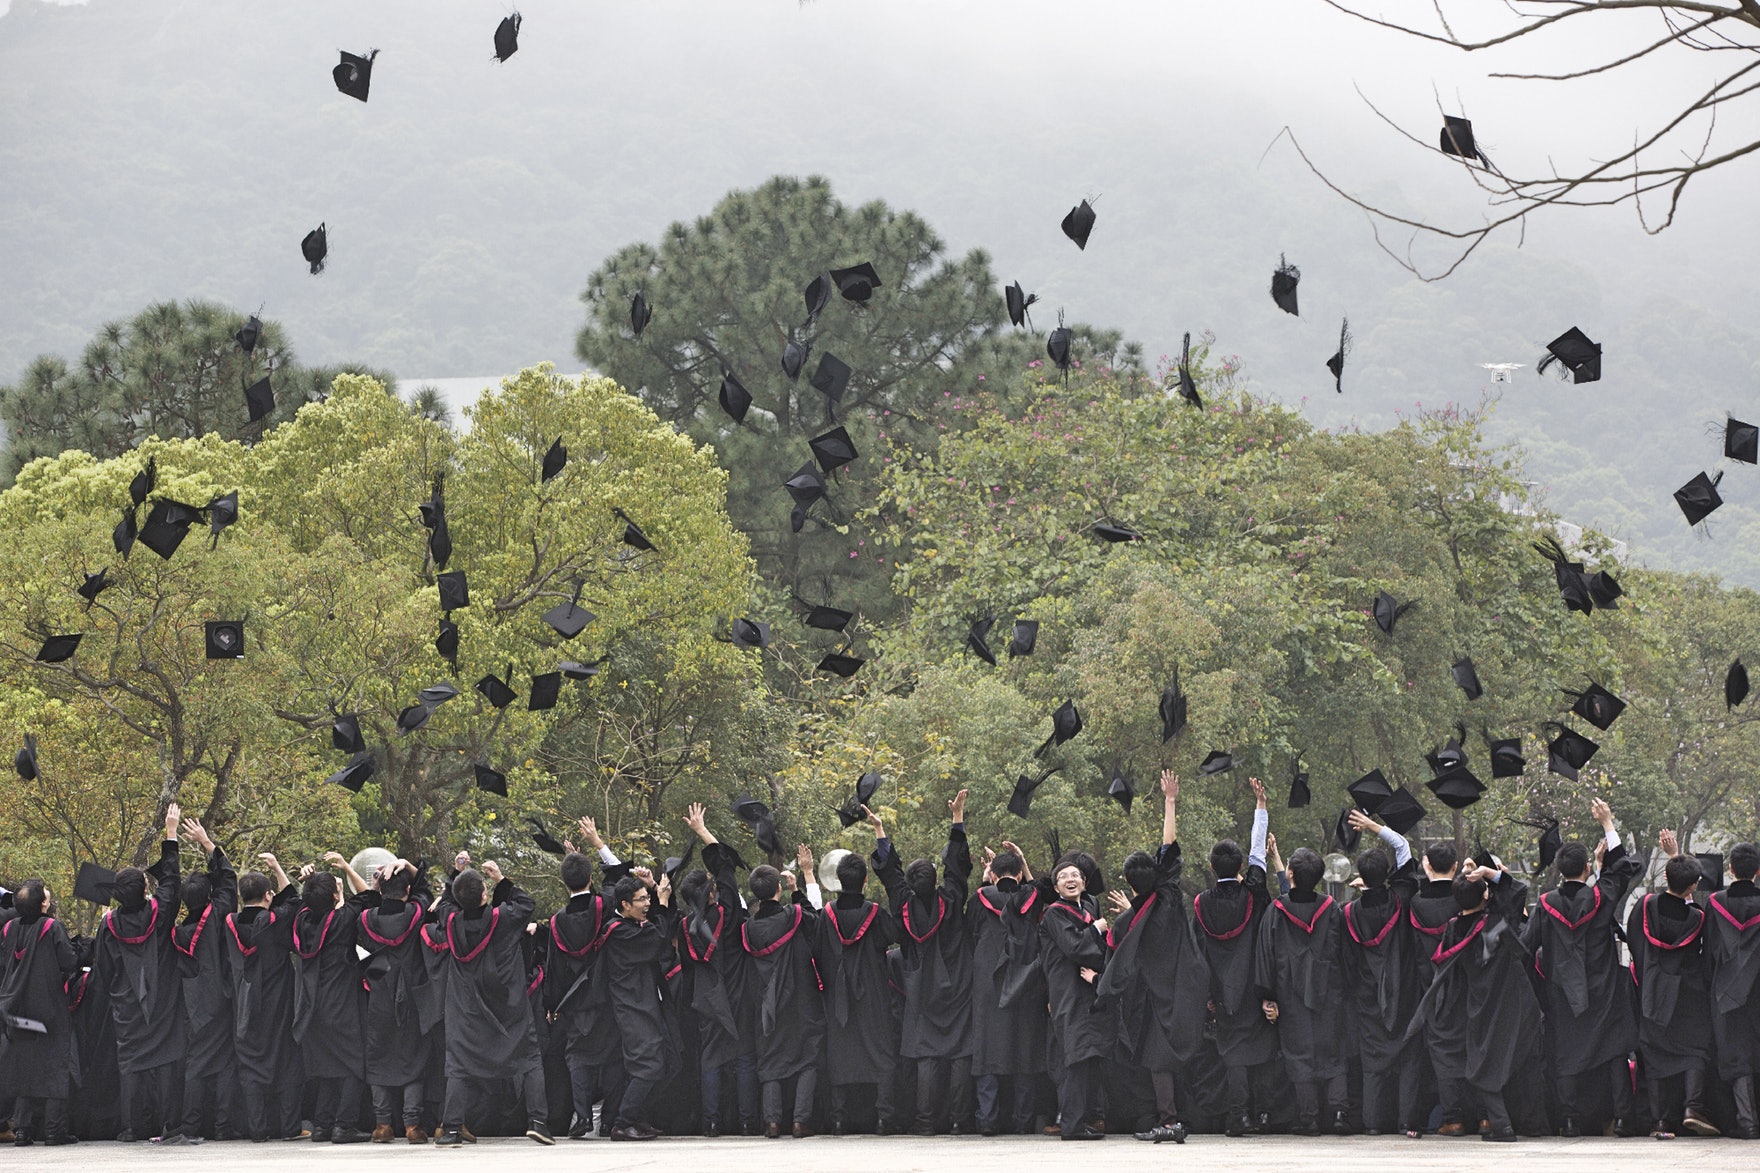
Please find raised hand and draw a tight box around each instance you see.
[481,860,503,886]
[1107,889,1131,915]
[1160,769,1179,801]
[453,850,471,873]
[1590,797,1614,828]
[779,870,797,893]
[1248,776,1266,809]
[296,862,317,882]
[656,873,671,904]
[577,815,605,850]
[684,803,706,833]
[948,788,968,824]
[322,851,348,867]
[631,865,654,885]
[164,802,182,837]
[861,805,885,838]
[797,844,815,877]
[180,817,214,851]
[1659,828,1680,858]
[1346,809,1383,835]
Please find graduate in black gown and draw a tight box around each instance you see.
[600,870,678,1139]
[1037,845,1112,1139]
[1258,845,1349,1134]
[357,858,435,1142]
[224,855,303,1140]
[873,788,974,1134]
[1406,840,1466,1133]
[166,817,236,1144]
[808,834,900,1134]
[1191,777,1277,1135]
[968,841,1047,1136]
[1339,810,1423,1137]
[0,879,79,1145]
[291,853,377,1143]
[1627,835,1719,1138]
[1522,799,1641,1135]
[428,856,553,1146]
[93,802,183,1141]
[543,817,626,1138]
[1098,769,1205,1143]
[1708,840,1760,1138]
[739,855,824,1137]
[64,929,120,1142]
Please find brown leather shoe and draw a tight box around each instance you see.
[370,1125,394,1143]
[1682,1111,1721,1137]
[610,1124,657,1142]
[764,1122,782,1139]
[460,1126,477,1144]
[405,1127,428,1144]
[792,1123,813,1139]
[1436,1123,1469,1137]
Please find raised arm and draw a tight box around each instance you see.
[1247,777,1269,873]
[1160,770,1179,846]
[324,851,370,894]
[683,802,718,846]
[184,819,237,914]
[944,790,972,887]
[1347,809,1413,870]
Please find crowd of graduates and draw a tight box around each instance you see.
[3,771,1760,1147]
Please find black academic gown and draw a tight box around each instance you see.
[875,826,974,1061]
[967,878,1048,1077]
[1038,893,1113,1066]
[292,889,376,1080]
[603,909,677,1084]
[739,898,824,1081]
[225,888,302,1085]
[94,839,184,1074]
[1418,877,1540,1090]
[358,884,437,1087]
[428,879,542,1079]
[544,888,617,1058]
[1708,879,1760,1079]
[172,846,237,1079]
[1340,868,1422,1072]
[1256,889,1348,1081]
[1520,847,1640,1076]
[812,891,900,1084]
[1096,842,1208,1071]
[1192,867,1278,1068]
[66,937,122,1139]
[1627,892,1712,1078]
[0,913,80,1099]
[674,843,750,1072]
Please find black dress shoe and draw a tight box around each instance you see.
[1482,1127,1517,1143]
[978,1122,999,1137]
[792,1123,813,1139]
[1061,1125,1105,1141]
[703,1119,721,1138]
[1332,1111,1352,1135]
[1225,1114,1251,1138]
[526,1123,556,1145]
[1560,1118,1580,1138]
[332,1126,372,1144]
[609,1125,656,1142]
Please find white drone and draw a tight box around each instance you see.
[1479,362,1526,383]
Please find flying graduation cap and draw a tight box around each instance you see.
[1035,700,1083,759]
[113,509,137,557]
[541,437,567,483]
[493,12,522,61]
[14,734,38,781]
[782,339,809,381]
[799,600,853,633]
[1485,731,1526,778]
[1108,764,1135,814]
[244,377,275,424]
[817,650,865,678]
[830,262,881,302]
[783,463,827,507]
[140,500,202,560]
[525,816,566,857]
[613,508,655,552]
[966,616,998,666]
[1563,681,1626,731]
[1533,536,1595,614]
[1675,471,1724,527]
[1346,769,1394,813]
[1288,761,1311,808]
[34,634,81,663]
[1092,519,1144,543]
[331,713,366,754]
[808,426,858,473]
[204,621,244,659]
[1439,115,1489,166]
[1270,254,1300,316]
[1544,722,1599,781]
[1425,764,1485,810]
[1046,313,1073,381]
[235,315,262,354]
[1372,590,1415,635]
[130,457,156,507]
[809,354,853,407]
[437,571,470,614]
[528,672,562,711]
[76,569,110,607]
[206,491,238,547]
[1060,199,1097,250]
[1519,817,1563,871]
[718,371,752,423]
[1159,670,1188,743]
[326,752,375,793]
[302,223,328,275]
[475,670,518,709]
[804,272,833,322]
[1005,281,1038,330]
[1726,417,1759,464]
[1009,620,1039,658]
[1376,786,1428,835]
[473,763,508,797]
[1537,327,1601,384]
[1198,750,1233,775]
[1007,765,1060,818]
[1175,332,1201,408]
[1451,656,1483,700]
[1325,318,1352,394]
[1332,809,1360,854]
[730,618,770,650]
[835,770,883,827]
[333,49,377,102]
[629,292,652,338]
[1728,659,1750,710]
[74,862,117,905]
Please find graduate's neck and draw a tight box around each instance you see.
[993,877,1019,891]
[1287,888,1319,903]
[834,891,865,910]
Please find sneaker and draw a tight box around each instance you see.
[433,1128,465,1148]
[526,1123,556,1146]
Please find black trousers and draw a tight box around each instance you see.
[914,1056,974,1129]
[563,1034,606,1131]
[1559,1057,1633,1123]
[1057,1056,1104,1133]
[370,1080,425,1128]
[1646,1065,1709,1127]
[1362,1050,1421,1133]
[975,1073,1039,1132]
[1471,1080,1512,1133]
[13,1096,70,1141]
[444,1069,546,1131]
[310,1073,363,1134]
[241,1078,302,1140]
[831,1068,897,1126]
[179,1066,232,1137]
[1221,1060,1278,1120]
[762,1070,818,1126]
[118,1061,179,1137]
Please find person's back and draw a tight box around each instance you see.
[814,848,901,1134]
[739,862,825,1137]
[1258,846,1348,1134]
[967,851,1048,1135]
[1339,824,1422,1137]
[225,863,302,1140]
[1627,846,1716,1138]
[358,861,435,1142]
[167,823,236,1144]
[0,880,79,1145]
[1708,841,1760,1137]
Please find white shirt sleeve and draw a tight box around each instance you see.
[1376,824,1412,869]
[598,846,620,866]
[1248,808,1268,872]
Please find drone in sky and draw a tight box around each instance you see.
[1479,362,1526,383]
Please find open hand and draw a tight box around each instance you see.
[1160,769,1179,801]
[861,805,884,837]
[1346,809,1383,835]
[1107,890,1131,915]
[180,817,214,851]
[1248,777,1266,808]
[948,788,968,824]
[797,844,815,877]
[323,851,348,867]
[1590,797,1613,828]
[481,860,503,886]
[1659,828,1680,858]
[1079,967,1099,985]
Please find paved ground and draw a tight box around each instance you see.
[11,1133,1742,1172]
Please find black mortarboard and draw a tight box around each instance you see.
[397,703,433,734]
[719,371,752,423]
[1035,700,1083,758]
[235,314,262,353]
[1533,536,1594,613]
[139,499,201,559]
[1198,750,1233,775]
[1675,470,1724,527]
[855,770,881,806]
[437,571,469,613]
[789,504,807,533]
[77,568,109,607]
[663,840,697,884]
[1372,590,1414,635]
[1425,729,1467,774]
[1486,733,1525,778]
[419,475,445,530]
[830,262,882,302]
[244,376,275,424]
[817,651,865,677]
[1108,764,1135,813]
[1377,786,1428,835]
[809,426,858,472]
[419,682,459,706]
[1271,254,1300,316]
[493,12,521,62]
[1729,659,1750,709]
[834,799,865,828]
[782,339,809,381]
[753,814,780,856]
[1009,620,1039,657]
[1159,671,1187,743]
[966,616,998,666]
[804,272,833,322]
[527,672,562,711]
[559,659,602,680]
[435,616,458,665]
[1332,808,1360,854]
[1536,820,1563,870]
[1347,769,1393,812]
[802,602,853,632]
[1325,318,1352,394]
[1007,766,1058,818]
[114,508,137,557]
[541,437,567,483]
[473,763,508,797]
[1439,115,1486,163]
[1093,521,1143,543]
[1061,199,1097,250]
[74,862,116,905]
[302,223,327,275]
[14,734,38,780]
[1425,764,1486,809]
[1451,656,1483,700]
[784,463,827,506]
[1005,281,1038,329]
[1288,764,1311,808]
[731,618,770,650]
[614,508,654,551]
[1176,332,1201,408]
[1727,417,1760,464]
[333,49,376,102]
[207,491,238,545]
[1538,326,1601,384]
[129,457,156,507]
[1544,723,1599,781]
[332,713,366,754]
[1046,317,1073,378]
[35,634,81,663]
[731,796,771,825]
[629,292,651,338]
[1586,569,1623,609]
[1697,852,1726,892]
[543,581,596,639]
[476,671,517,709]
[810,353,853,406]
[429,518,453,574]
[1564,682,1626,731]
[204,620,244,660]
[326,752,375,793]
[525,816,566,857]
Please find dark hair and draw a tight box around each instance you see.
[1054,850,1103,895]
[1555,842,1590,881]
[836,852,868,894]
[1288,847,1324,893]
[113,866,147,908]
[1665,855,1703,895]
[749,864,780,902]
[1424,842,1457,875]
[1210,839,1244,881]
[379,868,412,900]
[301,871,339,915]
[14,879,45,918]
[452,868,485,909]
[1356,847,1391,889]
[991,850,1023,879]
[676,869,712,910]
[238,871,272,904]
[1451,872,1488,912]
[905,858,937,899]
[182,871,212,913]
[1122,850,1157,897]
[1731,842,1760,881]
[613,874,645,911]
[559,852,593,893]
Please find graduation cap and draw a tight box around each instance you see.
[663,840,698,884]
[1346,768,1393,812]
[1727,417,1759,464]
[783,463,827,506]
[396,703,434,735]
[527,672,562,711]
[1092,520,1143,543]
[1288,762,1311,808]
[1372,590,1415,635]
[810,354,853,413]
[1439,115,1488,165]
[1451,656,1483,700]
[718,371,752,423]
[333,49,376,102]
[1107,764,1135,813]
[1005,281,1038,329]
[1425,764,1486,809]
[1159,671,1188,743]
[34,634,81,663]
[731,795,771,826]
[325,752,375,793]
[244,376,275,424]
[542,582,595,639]
[541,437,567,483]
[130,457,156,507]
[804,272,833,322]
[1332,808,1360,854]
[1325,318,1352,394]
[206,491,238,546]
[524,816,566,857]
[1533,536,1594,613]
[13,734,38,781]
[1198,750,1233,775]
[1425,728,1468,774]
[1675,470,1724,527]
[1175,332,1201,408]
[1046,314,1073,380]
[331,713,366,754]
[428,514,452,571]
[1544,722,1599,781]
[475,671,518,709]
[1009,620,1039,657]
[835,771,884,828]
[965,616,998,666]
[493,12,521,62]
[73,862,116,905]
[1377,786,1428,835]
[753,814,780,856]
[204,620,244,660]
[302,223,328,275]
[1270,254,1300,316]
[434,615,458,665]
[473,763,508,797]
[1035,700,1083,758]
[809,426,858,472]
[731,618,770,650]
[1564,682,1626,731]
[614,507,654,551]
[1586,569,1623,609]
[1486,732,1526,778]
[114,508,138,558]
[1007,766,1059,817]
[1523,818,1562,870]
[1061,199,1097,250]
[76,569,110,607]
[817,650,864,677]
[235,314,262,354]
[1697,852,1726,893]
[418,475,445,530]
[559,659,603,680]
[139,499,202,559]
[830,262,882,302]
[629,292,652,338]
[801,601,853,632]
[1729,659,1750,710]
[1537,327,1601,384]
[781,339,809,381]
[437,571,469,613]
